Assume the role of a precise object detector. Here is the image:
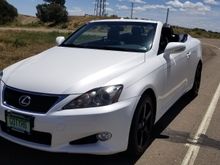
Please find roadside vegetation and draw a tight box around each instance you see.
[0,31,69,70]
[0,0,18,25]
[173,26,220,39]
[1,14,220,39]
[36,0,68,24]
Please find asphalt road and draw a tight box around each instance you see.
[0,39,220,165]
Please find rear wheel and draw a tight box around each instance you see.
[189,63,202,97]
[127,94,155,157]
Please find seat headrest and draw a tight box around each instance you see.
[107,28,120,40]
[132,27,143,36]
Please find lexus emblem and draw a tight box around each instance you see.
[19,95,31,107]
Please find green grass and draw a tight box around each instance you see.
[0,31,70,70]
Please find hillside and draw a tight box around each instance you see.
[173,26,220,39]
[16,15,38,24]
[3,15,220,39]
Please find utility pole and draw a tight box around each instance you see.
[165,8,170,24]
[131,2,134,19]
[94,0,107,16]
[102,0,106,16]
[94,0,97,15]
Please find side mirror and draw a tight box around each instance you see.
[164,42,186,58]
[56,36,65,45]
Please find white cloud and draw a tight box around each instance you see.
[203,0,219,5]
[143,4,169,10]
[166,0,183,8]
[68,7,85,16]
[106,7,114,12]
[166,0,211,14]
[133,4,169,12]
[129,0,146,4]
[116,0,211,15]
[133,6,146,12]
[116,4,130,10]
[117,3,174,13]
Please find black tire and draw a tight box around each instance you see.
[189,63,202,97]
[127,94,155,157]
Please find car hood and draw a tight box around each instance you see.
[3,47,145,94]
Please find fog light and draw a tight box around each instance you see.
[96,132,112,141]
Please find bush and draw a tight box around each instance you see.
[36,0,68,24]
[13,38,27,48]
[44,0,65,6]
[0,0,18,25]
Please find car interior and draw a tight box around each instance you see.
[72,25,157,52]
[158,24,188,54]
[93,25,156,50]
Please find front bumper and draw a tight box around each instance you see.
[0,83,139,155]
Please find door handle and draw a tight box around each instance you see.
[186,51,191,59]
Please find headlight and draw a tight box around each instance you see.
[63,85,123,109]
[0,70,3,81]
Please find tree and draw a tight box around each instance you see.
[0,0,18,25]
[43,0,65,6]
[36,0,68,24]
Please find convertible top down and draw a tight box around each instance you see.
[0,19,202,156]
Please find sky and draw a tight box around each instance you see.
[7,0,220,32]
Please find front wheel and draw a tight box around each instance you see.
[127,94,155,157]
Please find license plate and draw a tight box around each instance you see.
[5,112,33,134]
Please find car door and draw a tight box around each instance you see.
[183,36,200,90]
[158,28,188,112]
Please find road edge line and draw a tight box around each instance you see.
[181,83,220,165]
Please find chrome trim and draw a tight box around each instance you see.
[2,85,68,114]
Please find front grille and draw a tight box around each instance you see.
[3,86,65,114]
[0,121,52,145]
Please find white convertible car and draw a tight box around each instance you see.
[0,19,202,156]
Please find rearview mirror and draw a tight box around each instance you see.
[164,42,186,58]
[56,36,65,45]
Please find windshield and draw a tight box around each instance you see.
[61,21,157,53]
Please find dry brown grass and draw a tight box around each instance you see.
[0,30,69,70]
[2,15,118,30]
[3,15,220,38]
[16,15,38,25]
[67,15,116,29]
